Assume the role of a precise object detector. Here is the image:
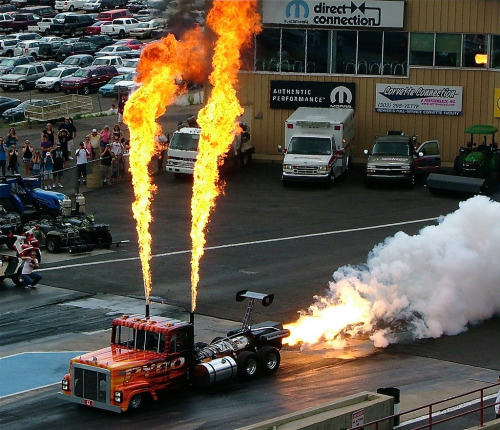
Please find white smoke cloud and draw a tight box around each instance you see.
[325,195,500,347]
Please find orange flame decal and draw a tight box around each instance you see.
[190,1,261,311]
[124,27,209,302]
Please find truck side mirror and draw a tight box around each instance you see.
[277,145,283,153]
[363,149,369,155]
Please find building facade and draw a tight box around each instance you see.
[236,0,500,164]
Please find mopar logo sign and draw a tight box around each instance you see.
[263,0,404,28]
[286,0,309,19]
[271,80,355,109]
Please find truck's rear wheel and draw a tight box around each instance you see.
[237,351,258,380]
[12,268,23,286]
[257,346,280,375]
[128,393,142,410]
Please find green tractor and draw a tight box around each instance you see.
[454,125,500,179]
[427,125,500,195]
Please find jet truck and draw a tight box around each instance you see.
[58,290,290,413]
[278,107,355,187]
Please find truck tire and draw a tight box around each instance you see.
[257,346,280,375]
[128,393,142,410]
[44,28,50,35]
[102,232,112,247]
[240,151,252,168]
[45,237,61,253]
[17,82,26,91]
[236,351,258,380]
[12,268,23,286]
[69,5,75,11]
[326,171,335,188]
[119,29,125,38]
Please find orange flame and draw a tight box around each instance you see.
[124,27,209,302]
[190,1,261,311]
[283,282,373,349]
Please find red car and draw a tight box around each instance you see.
[86,21,104,35]
[113,38,144,50]
[61,65,119,95]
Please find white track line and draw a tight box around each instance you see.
[37,217,437,272]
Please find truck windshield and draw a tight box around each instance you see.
[288,137,332,155]
[372,141,410,156]
[114,324,166,353]
[170,132,199,151]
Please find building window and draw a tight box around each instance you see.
[256,27,281,71]
[357,31,382,75]
[384,32,408,75]
[410,33,434,66]
[337,30,357,74]
[307,29,330,73]
[492,35,500,68]
[435,33,461,67]
[462,34,487,68]
[281,29,306,73]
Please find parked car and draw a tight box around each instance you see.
[79,34,114,49]
[84,0,124,12]
[13,40,41,59]
[0,13,14,30]
[0,13,41,34]
[58,53,93,68]
[36,66,78,91]
[85,21,103,35]
[27,17,58,35]
[54,0,86,12]
[113,74,138,95]
[97,8,132,21]
[95,45,131,57]
[97,72,127,96]
[112,38,143,50]
[92,55,123,67]
[100,17,139,37]
[0,56,36,76]
[61,64,118,94]
[53,12,78,23]
[49,13,94,36]
[0,39,18,57]
[19,6,57,18]
[0,5,17,14]
[0,61,58,91]
[127,0,147,13]
[0,96,21,114]
[116,57,137,74]
[2,98,52,121]
[54,40,96,62]
[4,32,43,42]
[37,36,65,59]
[129,19,161,39]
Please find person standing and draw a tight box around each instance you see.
[496,375,500,419]
[110,135,124,181]
[86,129,101,158]
[100,125,111,155]
[31,150,41,177]
[8,144,19,174]
[43,151,53,189]
[58,117,76,160]
[6,127,18,148]
[57,128,69,160]
[100,143,113,185]
[40,134,53,161]
[42,123,55,147]
[20,250,42,289]
[0,137,7,176]
[51,143,66,188]
[75,141,87,184]
[22,140,33,177]
[117,94,127,126]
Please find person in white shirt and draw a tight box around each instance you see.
[75,141,88,185]
[110,136,124,181]
[21,250,42,289]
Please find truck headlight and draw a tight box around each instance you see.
[62,379,69,391]
[401,165,411,173]
[114,391,123,403]
[317,165,330,172]
[366,165,376,173]
[283,164,292,170]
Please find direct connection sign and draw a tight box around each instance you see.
[270,80,356,109]
[262,0,405,28]
[375,83,463,115]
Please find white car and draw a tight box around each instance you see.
[35,66,79,91]
[14,41,41,59]
[92,55,124,67]
[54,0,86,12]
[53,12,78,23]
[116,58,138,74]
[100,18,140,37]
[94,45,132,58]
[129,20,161,39]
[114,77,139,95]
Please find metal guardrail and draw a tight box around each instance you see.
[24,94,93,122]
[348,382,500,430]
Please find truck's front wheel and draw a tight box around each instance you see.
[326,171,335,188]
[128,393,142,410]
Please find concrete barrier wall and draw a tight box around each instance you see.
[236,391,394,430]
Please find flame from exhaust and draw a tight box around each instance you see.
[124,27,209,302]
[190,1,261,311]
[283,281,374,349]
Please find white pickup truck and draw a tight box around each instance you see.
[27,18,57,35]
[100,17,140,37]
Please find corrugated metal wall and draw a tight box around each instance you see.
[237,0,500,164]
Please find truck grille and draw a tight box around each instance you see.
[292,165,319,175]
[73,365,109,402]
[371,166,407,175]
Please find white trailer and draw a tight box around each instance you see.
[279,107,355,187]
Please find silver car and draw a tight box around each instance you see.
[35,66,79,91]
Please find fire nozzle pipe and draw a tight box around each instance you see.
[190,311,195,326]
[145,303,150,319]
